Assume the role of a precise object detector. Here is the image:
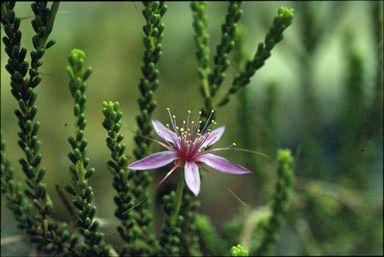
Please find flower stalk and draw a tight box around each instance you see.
[171,170,185,225]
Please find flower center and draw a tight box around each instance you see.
[165,108,216,161]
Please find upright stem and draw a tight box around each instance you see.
[171,170,185,225]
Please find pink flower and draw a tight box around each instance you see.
[127,109,252,197]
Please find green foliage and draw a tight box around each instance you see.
[134,1,167,159]
[296,3,326,179]
[130,3,168,254]
[159,191,183,256]
[196,215,226,256]
[339,32,366,188]
[218,7,294,107]
[66,49,110,256]
[208,2,243,98]
[102,101,135,255]
[263,82,279,157]
[1,2,300,256]
[178,191,202,256]
[191,1,210,102]
[230,244,249,256]
[252,149,295,256]
[366,1,383,139]
[1,2,77,255]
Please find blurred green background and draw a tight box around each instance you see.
[1,1,382,255]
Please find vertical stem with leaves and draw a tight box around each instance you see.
[130,2,167,255]
[251,149,295,256]
[65,49,111,256]
[1,2,78,255]
[102,101,135,256]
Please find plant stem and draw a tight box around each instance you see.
[171,170,185,225]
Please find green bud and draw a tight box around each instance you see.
[83,67,93,81]
[79,180,87,190]
[45,243,54,252]
[66,66,75,81]
[84,217,92,228]
[37,183,46,199]
[85,168,94,179]
[45,40,56,49]
[230,244,248,256]
[36,168,46,183]
[33,199,41,209]
[65,185,77,196]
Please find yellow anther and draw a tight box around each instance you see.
[232,142,237,146]
[211,109,215,113]
[166,107,170,111]
[183,120,186,124]
[166,123,170,127]
[199,111,202,115]
[188,110,191,114]
[199,121,202,124]
[191,121,195,124]
[172,115,176,119]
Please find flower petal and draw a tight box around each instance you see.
[197,153,252,174]
[127,151,178,170]
[152,118,177,143]
[184,161,201,196]
[201,126,225,148]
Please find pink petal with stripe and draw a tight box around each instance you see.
[184,161,201,196]
[127,151,178,170]
[197,153,252,174]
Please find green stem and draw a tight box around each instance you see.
[171,170,185,225]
